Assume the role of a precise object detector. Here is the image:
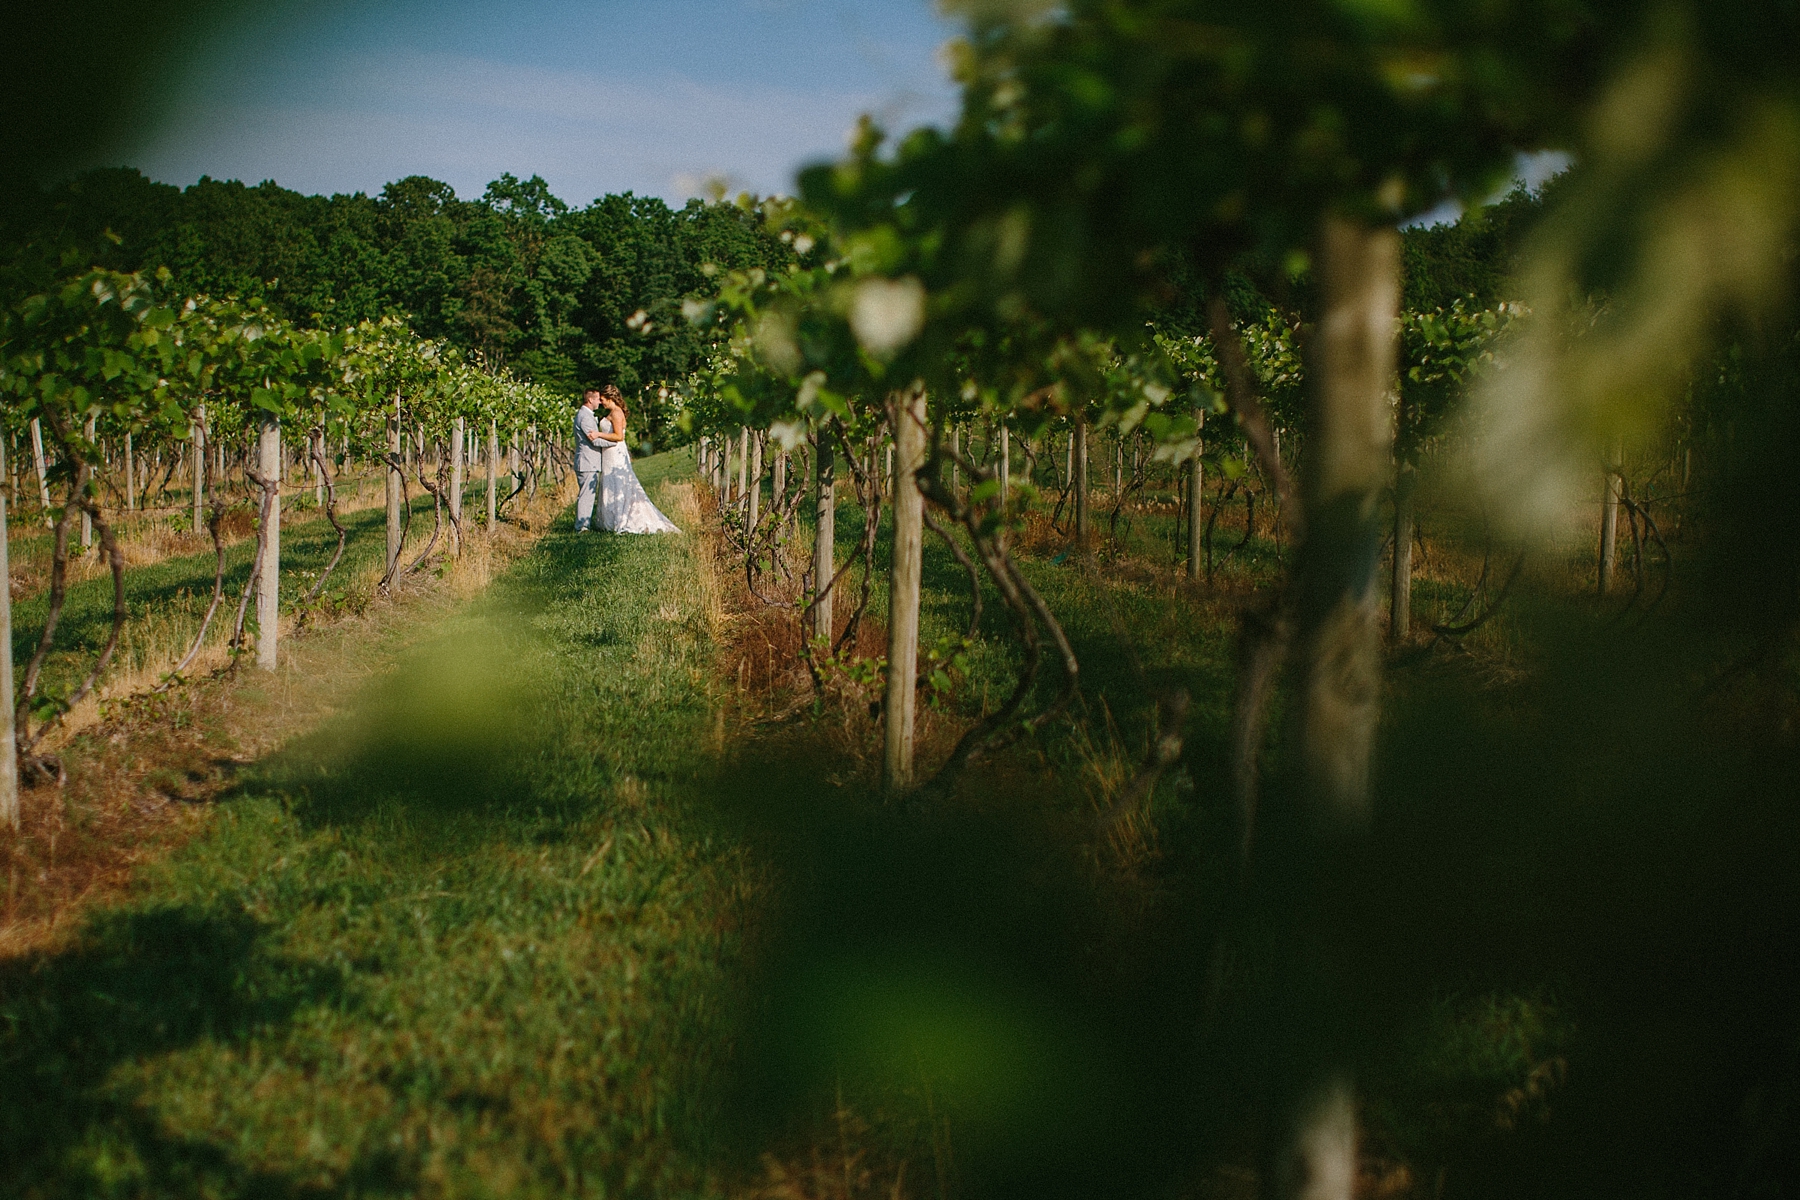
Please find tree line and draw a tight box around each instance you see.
[0,169,795,442]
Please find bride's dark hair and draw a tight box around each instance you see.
[601,384,629,422]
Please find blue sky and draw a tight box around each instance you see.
[116,0,962,205]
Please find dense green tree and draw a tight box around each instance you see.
[1400,182,1556,311]
[373,176,466,341]
[0,169,792,441]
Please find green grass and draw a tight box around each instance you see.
[1,443,1589,1198]
[815,482,1271,807]
[7,493,452,705]
[720,470,1581,1196]
[1,456,756,1198]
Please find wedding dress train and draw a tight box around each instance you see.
[598,419,680,534]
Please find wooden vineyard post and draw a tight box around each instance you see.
[736,427,749,509]
[1,436,17,830]
[883,387,928,794]
[772,444,786,510]
[1391,389,1414,639]
[386,394,404,578]
[999,423,1010,502]
[999,423,1011,549]
[450,416,465,554]
[748,432,763,528]
[1390,465,1415,639]
[80,415,95,550]
[30,418,50,527]
[811,426,836,646]
[487,420,498,529]
[1598,448,1621,596]
[257,414,282,671]
[1074,415,1090,543]
[124,431,136,511]
[1187,410,1206,579]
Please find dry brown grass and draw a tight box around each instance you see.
[738,1102,922,1200]
[690,485,1157,862]
[695,495,898,782]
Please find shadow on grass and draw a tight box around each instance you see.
[713,735,1221,1200]
[250,530,634,836]
[0,905,354,1198]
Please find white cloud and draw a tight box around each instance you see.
[123,46,950,203]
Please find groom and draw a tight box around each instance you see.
[573,386,624,532]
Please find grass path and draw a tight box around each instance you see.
[2,460,758,1198]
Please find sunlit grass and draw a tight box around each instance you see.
[0,443,1633,1198]
[0,454,761,1198]
[7,480,568,746]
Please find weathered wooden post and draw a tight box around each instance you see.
[450,415,465,553]
[1187,411,1205,579]
[257,414,282,671]
[80,415,95,549]
[1,437,18,830]
[1598,446,1622,596]
[999,423,1010,502]
[1390,470,1415,638]
[883,387,927,793]
[386,393,404,578]
[811,426,837,646]
[487,419,499,529]
[30,418,50,527]
[736,427,750,508]
[1074,416,1090,542]
[748,432,763,527]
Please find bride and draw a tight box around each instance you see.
[597,387,680,534]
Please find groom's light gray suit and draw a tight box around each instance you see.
[574,405,608,531]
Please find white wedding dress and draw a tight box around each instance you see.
[598,418,680,534]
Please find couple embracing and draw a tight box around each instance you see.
[573,385,679,535]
